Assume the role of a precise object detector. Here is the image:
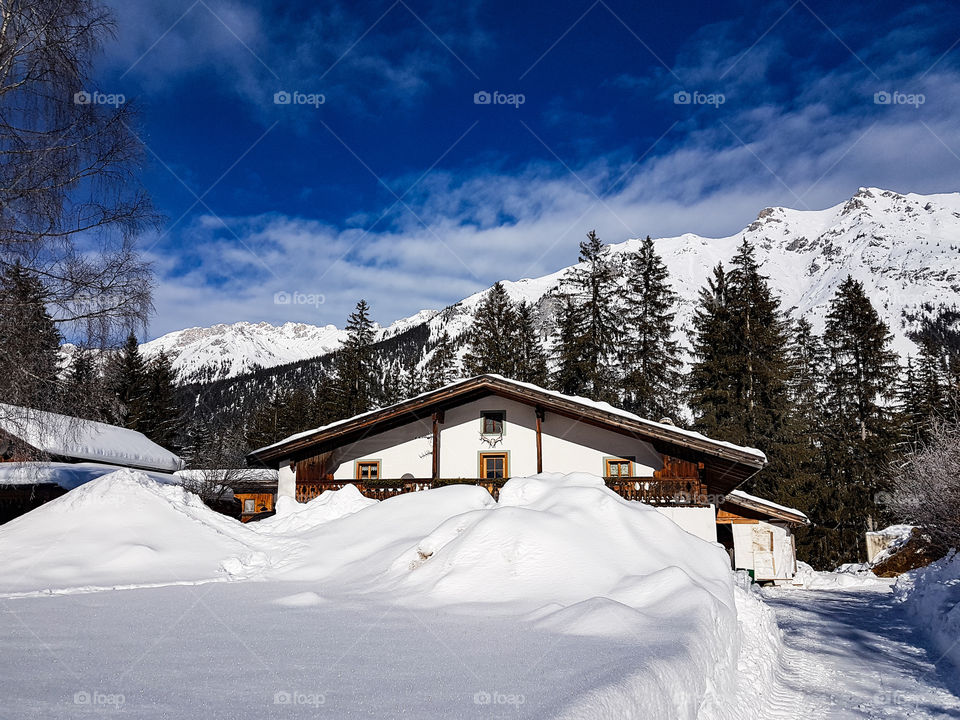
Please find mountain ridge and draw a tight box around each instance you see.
[142,187,960,383]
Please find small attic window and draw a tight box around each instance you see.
[481,411,505,435]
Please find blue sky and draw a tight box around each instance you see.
[95,0,960,338]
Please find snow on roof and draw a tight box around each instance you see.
[727,490,809,522]
[0,461,179,490]
[253,374,766,462]
[0,404,183,472]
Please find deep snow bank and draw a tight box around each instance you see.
[377,474,745,719]
[895,551,960,670]
[0,470,264,594]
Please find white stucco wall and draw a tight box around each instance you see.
[655,506,717,543]
[323,397,665,480]
[328,417,434,480]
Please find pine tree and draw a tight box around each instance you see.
[724,240,793,448]
[818,275,899,564]
[108,332,150,429]
[63,348,115,422]
[0,263,63,412]
[333,300,376,417]
[424,331,458,390]
[551,296,590,396]
[621,236,681,419]
[379,361,405,405]
[140,351,182,450]
[760,317,825,556]
[463,282,518,377]
[562,230,620,401]
[688,264,736,436]
[511,302,548,386]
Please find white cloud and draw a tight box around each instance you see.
[138,2,960,337]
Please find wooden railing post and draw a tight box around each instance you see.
[432,410,444,480]
[535,407,544,474]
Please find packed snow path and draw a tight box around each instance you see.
[762,586,960,719]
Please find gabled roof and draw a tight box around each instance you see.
[724,490,810,525]
[0,404,183,473]
[247,375,766,491]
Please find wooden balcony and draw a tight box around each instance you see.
[294,476,708,506]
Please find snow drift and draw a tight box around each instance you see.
[0,470,265,594]
[895,551,960,671]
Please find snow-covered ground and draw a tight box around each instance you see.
[0,470,787,718]
[895,552,960,674]
[763,584,960,719]
[1,470,957,718]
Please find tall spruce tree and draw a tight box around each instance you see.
[621,236,681,419]
[562,230,620,402]
[764,317,826,559]
[818,275,899,564]
[463,282,518,377]
[64,349,103,420]
[724,240,793,449]
[424,331,458,389]
[0,263,63,412]
[512,302,548,386]
[898,340,950,445]
[552,296,590,396]
[108,332,150,429]
[333,300,376,417]
[140,351,182,449]
[688,264,736,436]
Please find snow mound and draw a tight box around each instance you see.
[268,484,498,588]
[895,551,960,671]
[792,561,890,590]
[254,483,377,534]
[0,470,262,595]
[382,473,746,718]
[389,473,733,610]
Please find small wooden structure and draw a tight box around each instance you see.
[717,490,809,583]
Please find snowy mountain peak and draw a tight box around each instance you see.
[143,188,960,382]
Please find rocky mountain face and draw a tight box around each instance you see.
[142,187,960,384]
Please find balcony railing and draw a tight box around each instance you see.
[294,477,708,505]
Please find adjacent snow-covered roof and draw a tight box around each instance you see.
[251,374,766,467]
[0,461,179,490]
[0,404,183,473]
[726,490,810,524]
